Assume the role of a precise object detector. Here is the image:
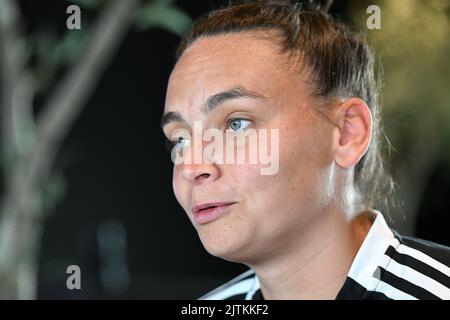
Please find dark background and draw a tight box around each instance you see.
[10,0,450,299]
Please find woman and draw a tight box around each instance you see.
[160,0,450,299]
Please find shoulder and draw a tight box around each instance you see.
[394,232,450,266]
[198,269,259,300]
[383,232,450,299]
[346,210,450,300]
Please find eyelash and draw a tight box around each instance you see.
[228,117,252,131]
[164,117,252,152]
[164,136,190,153]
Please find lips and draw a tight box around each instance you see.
[191,201,237,224]
[191,201,235,214]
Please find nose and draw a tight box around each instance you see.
[180,162,220,185]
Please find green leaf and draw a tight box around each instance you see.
[134,2,192,36]
[50,29,87,65]
[42,173,67,215]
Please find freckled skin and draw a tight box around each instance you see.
[163,33,342,264]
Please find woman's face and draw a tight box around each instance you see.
[162,33,338,263]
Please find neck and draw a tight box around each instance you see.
[249,208,374,300]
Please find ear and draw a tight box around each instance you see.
[333,98,372,169]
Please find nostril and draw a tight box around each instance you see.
[181,163,219,184]
[196,173,210,181]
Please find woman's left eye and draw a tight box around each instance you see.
[227,118,251,132]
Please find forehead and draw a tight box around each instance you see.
[164,33,296,115]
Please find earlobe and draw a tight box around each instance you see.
[333,98,372,169]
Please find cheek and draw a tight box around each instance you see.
[172,166,188,208]
[277,118,334,204]
[283,114,329,165]
[266,119,325,195]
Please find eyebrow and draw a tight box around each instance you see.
[160,111,185,129]
[160,86,266,129]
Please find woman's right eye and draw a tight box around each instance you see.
[164,136,190,152]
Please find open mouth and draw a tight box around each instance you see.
[191,202,236,224]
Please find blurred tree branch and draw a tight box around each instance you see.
[0,0,141,300]
[0,0,190,299]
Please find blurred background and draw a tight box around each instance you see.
[0,0,449,299]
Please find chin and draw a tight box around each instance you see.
[198,227,251,263]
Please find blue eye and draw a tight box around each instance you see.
[227,118,251,132]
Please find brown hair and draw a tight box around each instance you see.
[175,0,396,214]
